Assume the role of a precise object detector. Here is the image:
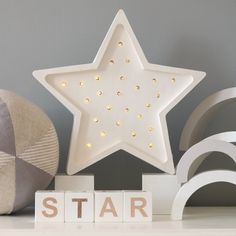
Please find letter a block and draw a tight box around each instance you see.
[35,191,64,222]
[94,191,123,222]
[65,192,94,222]
[123,191,152,222]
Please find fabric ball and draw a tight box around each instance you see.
[0,90,59,214]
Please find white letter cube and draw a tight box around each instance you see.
[142,174,180,215]
[55,174,94,191]
[65,191,94,222]
[123,191,152,222]
[94,191,123,222]
[35,191,64,222]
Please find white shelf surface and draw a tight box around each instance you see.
[0,207,236,235]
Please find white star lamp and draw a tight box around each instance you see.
[33,10,206,175]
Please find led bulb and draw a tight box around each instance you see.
[115,121,121,126]
[100,131,107,137]
[116,91,122,96]
[97,91,103,96]
[86,143,92,148]
[120,76,125,80]
[156,92,160,98]
[146,103,151,108]
[79,81,84,87]
[125,58,130,63]
[131,131,137,137]
[95,75,101,81]
[152,78,157,83]
[106,105,112,111]
[135,85,140,90]
[148,127,154,132]
[137,114,143,119]
[118,41,123,47]
[93,118,99,123]
[61,81,68,87]
[124,107,130,112]
[148,143,153,148]
[172,77,176,83]
[109,59,114,64]
[84,97,91,104]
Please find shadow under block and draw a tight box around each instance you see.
[94,191,123,222]
[65,192,94,222]
[123,191,152,222]
[142,174,180,215]
[35,191,64,222]
[55,174,94,191]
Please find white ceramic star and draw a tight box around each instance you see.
[33,10,205,175]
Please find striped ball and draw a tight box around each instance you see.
[0,90,59,214]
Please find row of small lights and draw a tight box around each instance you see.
[61,76,176,88]
[86,142,154,149]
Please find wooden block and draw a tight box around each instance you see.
[123,191,152,222]
[142,174,180,215]
[55,174,94,191]
[35,191,64,222]
[65,191,94,222]
[94,191,123,222]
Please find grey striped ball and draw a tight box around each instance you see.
[0,90,59,214]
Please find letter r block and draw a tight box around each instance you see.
[65,191,94,222]
[35,191,65,222]
[94,191,123,222]
[123,191,152,222]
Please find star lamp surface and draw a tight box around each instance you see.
[33,10,205,175]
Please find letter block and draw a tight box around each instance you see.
[55,174,94,191]
[65,191,94,222]
[123,191,152,222]
[35,191,64,222]
[142,174,180,215]
[94,191,123,222]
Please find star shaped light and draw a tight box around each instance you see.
[33,10,205,175]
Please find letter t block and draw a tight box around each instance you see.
[65,191,94,222]
[124,191,152,222]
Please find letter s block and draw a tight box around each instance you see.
[95,191,123,222]
[35,191,65,222]
[124,191,152,222]
[65,191,94,222]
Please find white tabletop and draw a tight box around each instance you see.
[0,207,236,236]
